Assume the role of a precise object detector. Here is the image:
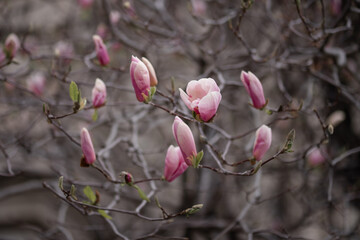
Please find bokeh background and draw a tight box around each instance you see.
[1,0,360,239]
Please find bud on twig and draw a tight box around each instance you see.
[241,71,267,110]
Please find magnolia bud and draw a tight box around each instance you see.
[120,171,134,185]
[241,71,266,109]
[307,147,326,166]
[130,56,150,102]
[93,35,110,66]
[191,0,207,16]
[92,78,107,108]
[26,72,46,96]
[164,145,188,182]
[5,33,20,59]
[172,117,197,166]
[110,11,121,24]
[80,128,96,165]
[253,125,272,161]
[141,57,158,86]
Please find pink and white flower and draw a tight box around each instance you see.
[241,71,266,109]
[92,78,107,108]
[93,35,110,66]
[81,128,96,165]
[164,145,188,182]
[179,78,221,122]
[26,72,46,96]
[253,125,272,161]
[172,117,197,166]
[130,56,150,102]
[5,33,20,59]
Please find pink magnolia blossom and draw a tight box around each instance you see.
[179,78,222,122]
[92,78,107,108]
[241,71,266,109]
[307,147,326,166]
[93,35,110,66]
[78,0,93,9]
[110,10,121,24]
[130,56,150,102]
[253,125,272,161]
[172,117,197,166]
[141,57,158,87]
[164,145,188,182]
[81,128,96,165]
[191,0,207,16]
[5,33,20,59]
[26,72,46,96]
[54,41,73,59]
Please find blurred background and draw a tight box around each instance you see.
[0,0,360,239]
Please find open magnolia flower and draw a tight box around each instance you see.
[179,78,222,122]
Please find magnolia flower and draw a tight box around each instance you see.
[92,78,107,108]
[26,72,46,96]
[191,0,207,16]
[172,117,197,166]
[164,145,188,182]
[130,56,150,102]
[110,10,121,24]
[180,78,221,122]
[5,33,20,59]
[241,71,266,109]
[54,41,73,60]
[81,128,96,165]
[253,125,272,161]
[307,147,326,166]
[93,35,110,66]
[141,57,158,86]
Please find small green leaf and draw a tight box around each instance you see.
[283,129,295,152]
[133,185,150,202]
[252,161,262,174]
[58,176,64,190]
[69,81,79,102]
[98,209,112,219]
[70,184,78,200]
[149,86,156,98]
[193,150,204,168]
[83,185,96,204]
[92,109,98,121]
[79,98,87,110]
[184,204,203,216]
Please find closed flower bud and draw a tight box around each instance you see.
[27,72,46,96]
[241,71,266,109]
[93,35,110,66]
[130,56,150,102]
[180,78,221,122]
[120,171,134,185]
[307,147,326,166]
[80,128,96,165]
[191,0,207,16]
[5,33,20,59]
[164,145,188,182]
[54,41,73,59]
[92,78,107,108]
[253,125,272,161]
[172,117,197,166]
[141,57,158,86]
[110,10,121,24]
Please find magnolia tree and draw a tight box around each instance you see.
[1,0,360,239]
